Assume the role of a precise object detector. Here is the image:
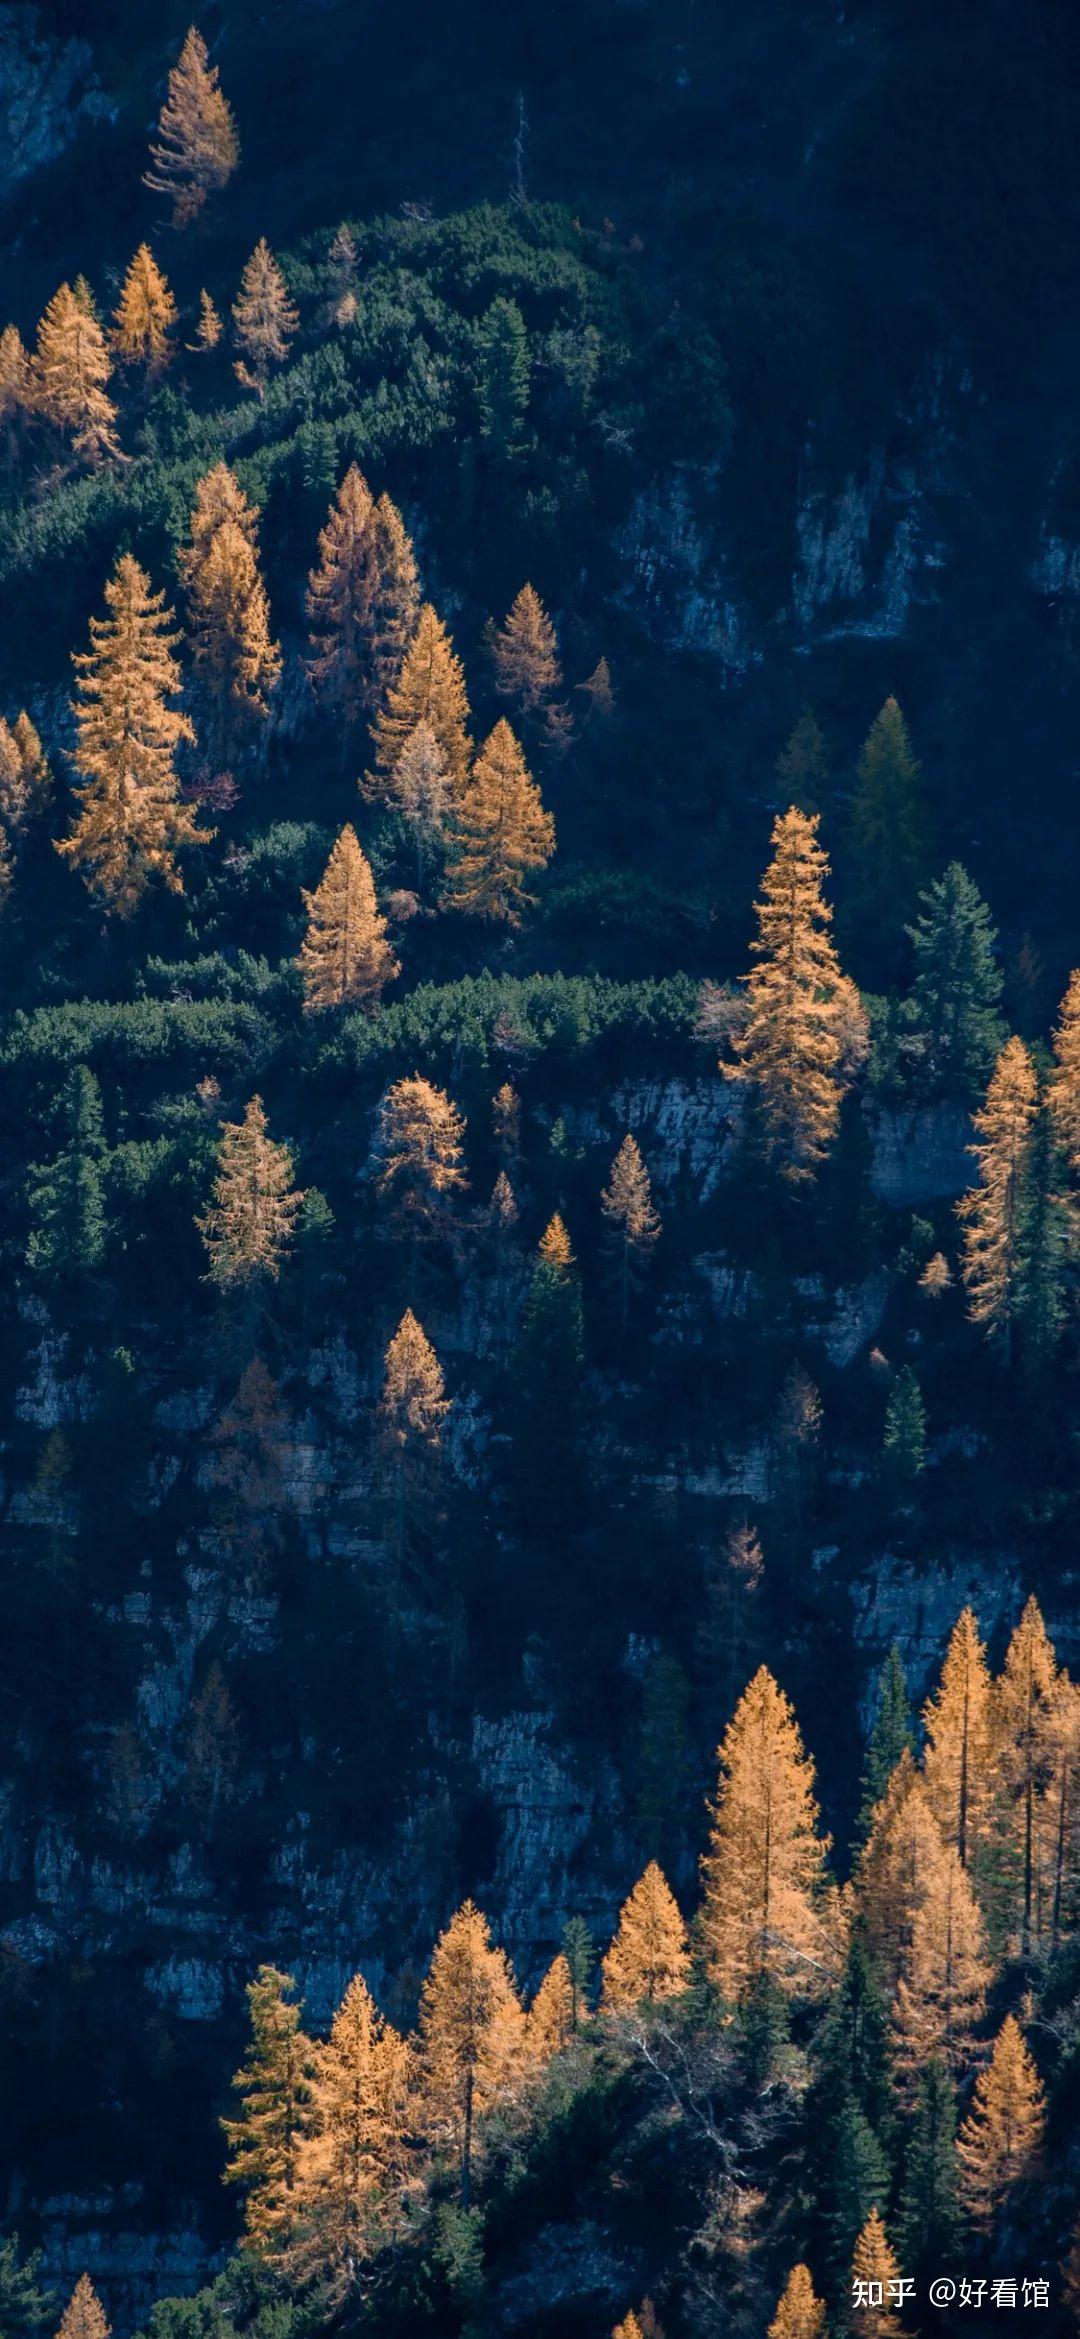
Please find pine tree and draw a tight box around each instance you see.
[221,1965,313,2252]
[233,240,298,395]
[372,1077,468,1241]
[922,1608,997,1873]
[601,1135,661,1322]
[857,1649,915,1842]
[442,718,555,924]
[700,1666,835,2000]
[813,2062,891,2271]
[776,708,829,816]
[767,2265,826,2339]
[112,246,177,371]
[293,1972,409,2284]
[850,2209,906,2339]
[896,2057,961,2282]
[995,1597,1058,1951]
[890,1838,989,2088]
[849,697,928,958]
[306,469,419,723]
[903,863,1004,1100]
[26,1065,108,1282]
[562,1917,595,2033]
[369,603,472,798]
[56,2278,109,2339]
[526,1954,576,2060]
[726,808,866,1181]
[957,1036,1039,1355]
[298,826,398,1012]
[57,554,205,914]
[856,1751,945,1988]
[956,2013,1044,2225]
[184,502,280,760]
[489,584,562,711]
[145,26,239,225]
[193,290,223,351]
[813,1936,896,2141]
[882,1369,925,1488]
[32,282,120,464]
[0,2237,51,2339]
[600,1862,690,2011]
[476,296,530,455]
[199,1096,303,1291]
[417,1901,525,2204]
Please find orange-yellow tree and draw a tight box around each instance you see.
[700,1665,837,2000]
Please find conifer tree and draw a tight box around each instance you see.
[922,1608,996,1873]
[890,1838,989,2088]
[956,2014,1045,2225]
[0,324,29,466]
[562,1917,595,2033]
[727,808,866,1181]
[896,2057,961,2283]
[1050,968,1080,1178]
[903,863,1004,1099]
[1039,1673,1080,1949]
[696,1519,765,1716]
[882,1368,925,1488]
[221,1966,313,2252]
[199,1097,303,1291]
[0,2237,51,2339]
[293,1973,409,2284]
[307,470,419,723]
[56,2278,109,2339]
[957,1036,1039,1355]
[518,1213,585,1387]
[193,290,223,351]
[577,655,615,722]
[857,1649,914,1842]
[26,1065,108,1282]
[181,462,260,567]
[477,296,530,454]
[377,1312,450,1556]
[112,246,177,371]
[612,2317,644,2339]
[442,718,555,924]
[32,282,120,464]
[849,696,928,955]
[601,1135,661,1323]
[417,1901,525,2205]
[372,1077,467,1241]
[995,1597,1058,1951]
[233,240,298,395]
[490,584,562,711]
[856,1751,945,1988]
[635,1655,692,1872]
[5,711,49,830]
[526,1954,576,2061]
[298,826,398,1012]
[850,2209,906,2339]
[145,26,239,226]
[369,604,472,797]
[600,1862,690,2012]
[767,2265,826,2339]
[186,515,280,760]
[205,1356,288,1588]
[391,722,453,881]
[700,1666,835,2000]
[57,555,205,915]
[776,708,829,815]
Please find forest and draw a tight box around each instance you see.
[1,0,1080,2334]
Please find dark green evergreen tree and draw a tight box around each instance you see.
[896,2058,963,2281]
[561,1915,595,2032]
[476,297,530,457]
[882,1368,926,1489]
[857,1647,914,1839]
[849,697,929,970]
[737,1971,792,2088]
[0,2238,53,2338]
[814,1937,896,2142]
[634,1652,692,1871]
[1017,1100,1068,1375]
[26,1065,108,1282]
[820,2093,891,2276]
[903,862,1005,1099]
[777,707,829,815]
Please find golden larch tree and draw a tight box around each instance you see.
[0,709,50,839]
[369,603,472,799]
[181,462,260,568]
[307,468,420,722]
[726,807,866,1181]
[526,1953,576,2061]
[442,718,555,925]
[57,2278,110,2339]
[700,1665,835,2001]
[293,1971,410,2285]
[298,825,398,1012]
[0,322,29,461]
[600,1862,690,2012]
[416,1900,526,2204]
[389,722,453,880]
[233,239,298,394]
[850,2209,906,2339]
[193,288,224,351]
[145,27,239,226]
[1038,1673,1080,1948]
[112,246,177,371]
[957,2013,1045,2225]
[1050,967,1080,1177]
[994,1596,1058,1951]
[372,1076,468,1240]
[922,1608,997,1874]
[601,1134,661,1322]
[767,2263,826,2339]
[57,554,206,915]
[855,1749,948,1989]
[490,583,562,710]
[187,516,280,759]
[199,1096,303,1290]
[957,1035,1038,1349]
[377,1310,450,1554]
[890,1837,989,2089]
[32,282,120,464]
[221,1964,313,2253]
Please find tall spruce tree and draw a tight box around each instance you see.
[476,297,530,456]
[849,697,929,970]
[221,1966,314,2253]
[0,2239,52,2339]
[903,863,1004,1099]
[896,2058,961,2282]
[857,1648,915,1842]
[26,1066,108,1283]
